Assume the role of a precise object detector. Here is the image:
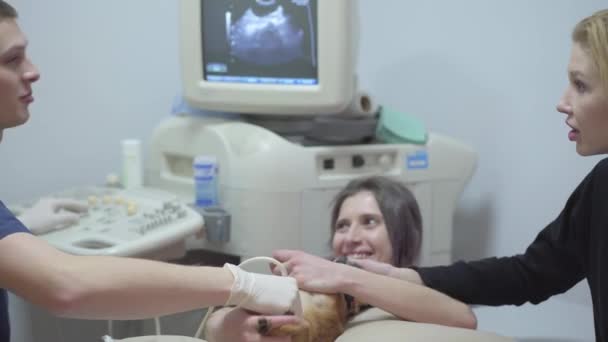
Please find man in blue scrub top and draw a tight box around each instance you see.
[0,2,301,341]
[0,206,30,341]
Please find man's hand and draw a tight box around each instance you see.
[17,197,88,235]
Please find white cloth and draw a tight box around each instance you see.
[223,263,300,315]
[17,197,88,234]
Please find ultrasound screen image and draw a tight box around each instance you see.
[201,0,318,85]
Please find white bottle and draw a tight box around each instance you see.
[122,139,143,189]
[193,155,219,207]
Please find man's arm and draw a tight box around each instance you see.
[0,233,233,319]
[0,233,299,320]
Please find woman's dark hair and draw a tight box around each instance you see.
[0,1,17,20]
[330,176,422,267]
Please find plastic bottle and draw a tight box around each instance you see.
[193,155,219,207]
[121,139,143,189]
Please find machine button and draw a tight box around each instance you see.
[127,204,138,216]
[378,154,393,168]
[88,196,98,207]
[352,155,365,168]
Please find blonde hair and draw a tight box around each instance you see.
[573,9,608,90]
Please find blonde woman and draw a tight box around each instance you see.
[357,9,608,342]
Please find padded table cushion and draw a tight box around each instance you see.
[337,308,514,342]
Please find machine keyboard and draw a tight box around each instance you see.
[13,186,203,257]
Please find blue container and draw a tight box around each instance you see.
[193,155,219,207]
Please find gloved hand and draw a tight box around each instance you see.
[224,263,302,316]
[18,197,88,235]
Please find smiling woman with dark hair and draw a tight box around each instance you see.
[330,176,422,268]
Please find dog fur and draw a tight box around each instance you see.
[262,257,364,342]
[263,290,351,342]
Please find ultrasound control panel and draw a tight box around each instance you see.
[12,186,204,257]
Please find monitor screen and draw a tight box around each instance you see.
[179,0,355,116]
[201,0,318,86]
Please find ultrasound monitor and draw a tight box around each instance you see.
[179,0,356,116]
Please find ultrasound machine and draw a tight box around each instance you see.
[146,0,477,266]
[17,1,490,341]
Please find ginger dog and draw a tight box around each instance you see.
[261,258,364,342]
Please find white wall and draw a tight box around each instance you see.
[1,0,605,341]
[1,0,181,202]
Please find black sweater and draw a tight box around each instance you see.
[418,158,608,341]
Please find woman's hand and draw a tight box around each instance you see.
[272,250,354,293]
[352,258,424,285]
[205,307,301,342]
